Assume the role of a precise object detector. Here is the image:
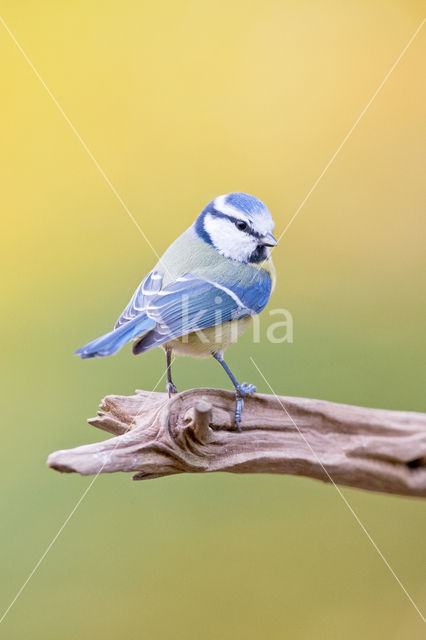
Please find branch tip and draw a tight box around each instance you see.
[193,397,213,441]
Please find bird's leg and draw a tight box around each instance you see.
[165,348,178,397]
[212,351,256,431]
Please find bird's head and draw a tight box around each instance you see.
[195,192,277,263]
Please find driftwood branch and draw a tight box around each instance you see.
[47,389,426,497]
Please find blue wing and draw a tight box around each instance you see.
[76,269,271,358]
[115,270,163,328]
[133,272,271,354]
[75,270,162,358]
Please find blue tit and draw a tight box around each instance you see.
[75,192,277,429]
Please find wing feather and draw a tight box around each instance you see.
[115,271,163,328]
[133,272,271,354]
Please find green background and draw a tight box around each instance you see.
[1,1,425,638]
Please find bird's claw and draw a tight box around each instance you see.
[238,382,256,396]
[167,382,179,398]
[234,382,256,431]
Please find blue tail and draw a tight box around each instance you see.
[75,314,156,358]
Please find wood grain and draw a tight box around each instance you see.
[47,389,426,497]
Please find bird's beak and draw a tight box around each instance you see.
[261,233,278,247]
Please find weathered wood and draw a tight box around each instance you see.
[47,389,426,497]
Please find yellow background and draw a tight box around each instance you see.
[1,1,425,638]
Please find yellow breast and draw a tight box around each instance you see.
[164,316,253,358]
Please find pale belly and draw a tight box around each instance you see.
[164,316,253,358]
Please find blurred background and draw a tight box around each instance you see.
[0,1,425,638]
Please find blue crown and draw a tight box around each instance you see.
[223,192,268,217]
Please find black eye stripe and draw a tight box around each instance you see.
[210,208,261,238]
[233,218,261,238]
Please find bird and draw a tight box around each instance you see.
[75,192,277,430]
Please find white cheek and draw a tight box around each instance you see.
[204,215,257,262]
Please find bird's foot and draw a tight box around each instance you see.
[234,382,256,432]
[237,382,256,396]
[167,382,179,398]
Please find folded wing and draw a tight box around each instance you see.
[115,271,163,328]
[133,272,271,354]
[75,269,271,358]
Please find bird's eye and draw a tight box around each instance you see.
[236,220,248,231]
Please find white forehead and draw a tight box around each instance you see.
[213,194,274,236]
